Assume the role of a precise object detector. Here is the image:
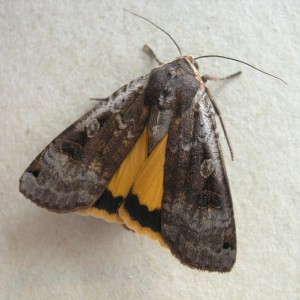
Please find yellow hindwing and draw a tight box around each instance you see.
[119,134,168,247]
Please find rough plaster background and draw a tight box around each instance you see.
[0,1,299,299]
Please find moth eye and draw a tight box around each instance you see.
[60,141,83,161]
[194,62,199,70]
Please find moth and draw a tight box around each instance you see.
[19,11,285,272]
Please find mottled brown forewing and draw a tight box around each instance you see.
[161,64,236,272]
[19,75,150,212]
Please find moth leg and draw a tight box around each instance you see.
[202,71,241,83]
[205,87,234,161]
[144,44,163,65]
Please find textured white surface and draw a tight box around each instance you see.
[1,1,299,299]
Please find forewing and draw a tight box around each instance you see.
[80,126,149,223]
[162,88,236,272]
[19,75,150,212]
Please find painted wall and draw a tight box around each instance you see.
[1,1,298,299]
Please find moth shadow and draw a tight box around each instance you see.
[6,209,126,265]
[4,209,146,297]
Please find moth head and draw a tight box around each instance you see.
[181,55,196,67]
[180,55,200,73]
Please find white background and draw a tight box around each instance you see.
[1,1,299,299]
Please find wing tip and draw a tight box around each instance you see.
[165,238,236,272]
[19,171,91,213]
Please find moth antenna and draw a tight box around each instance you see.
[195,55,287,84]
[123,8,182,56]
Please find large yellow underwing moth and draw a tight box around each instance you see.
[19,10,286,272]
